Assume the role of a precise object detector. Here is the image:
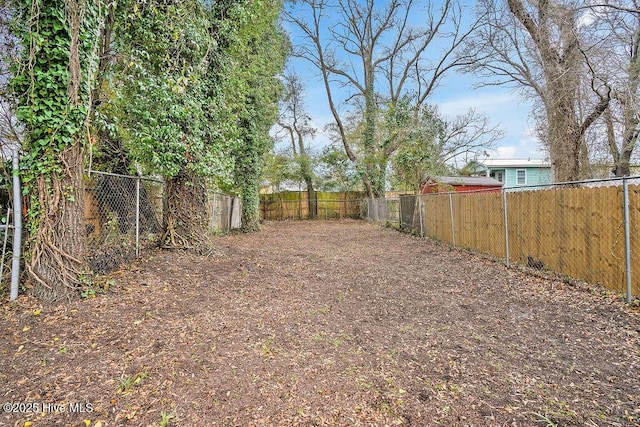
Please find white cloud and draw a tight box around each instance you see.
[494,146,519,159]
[492,133,546,160]
[438,92,519,117]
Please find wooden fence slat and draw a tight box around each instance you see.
[418,185,639,295]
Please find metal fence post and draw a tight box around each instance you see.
[623,177,632,303]
[449,193,456,246]
[135,176,140,257]
[10,148,22,301]
[502,189,510,266]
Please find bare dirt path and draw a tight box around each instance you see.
[1,220,639,426]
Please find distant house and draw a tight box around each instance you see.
[476,159,552,188]
[421,176,503,194]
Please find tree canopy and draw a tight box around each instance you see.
[3,0,287,300]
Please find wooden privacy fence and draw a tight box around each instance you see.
[260,191,365,220]
[376,178,640,300]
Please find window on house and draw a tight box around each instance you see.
[516,169,526,185]
[490,170,504,182]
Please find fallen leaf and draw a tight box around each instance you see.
[22,326,30,332]
[33,309,41,316]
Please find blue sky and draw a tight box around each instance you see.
[279,0,549,164]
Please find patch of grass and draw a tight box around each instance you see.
[356,377,372,390]
[531,412,558,427]
[379,401,393,414]
[117,371,149,394]
[160,410,175,426]
[331,333,349,347]
[317,305,331,315]
[259,339,278,358]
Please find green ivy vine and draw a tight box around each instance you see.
[11,0,102,231]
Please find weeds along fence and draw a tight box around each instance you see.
[364,176,640,302]
[85,171,240,273]
[260,191,365,220]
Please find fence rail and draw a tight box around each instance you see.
[364,176,640,302]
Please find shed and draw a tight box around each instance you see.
[421,176,504,194]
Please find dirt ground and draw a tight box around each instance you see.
[1,220,639,427]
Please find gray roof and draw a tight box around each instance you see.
[480,158,550,168]
[427,176,504,187]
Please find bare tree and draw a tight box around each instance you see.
[466,0,610,182]
[389,103,502,192]
[594,1,640,176]
[275,71,318,216]
[285,0,483,197]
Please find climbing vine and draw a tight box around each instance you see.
[229,0,288,231]
[10,0,103,301]
[110,0,238,249]
[5,0,288,302]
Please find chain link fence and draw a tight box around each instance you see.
[85,171,241,273]
[85,171,164,273]
[364,198,400,224]
[364,176,640,302]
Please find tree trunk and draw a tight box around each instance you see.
[547,105,580,182]
[306,181,317,219]
[28,145,87,303]
[614,142,636,176]
[162,167,209,250]
[239,180,261,232]
[299,156,316,218]
[363,58,386,198]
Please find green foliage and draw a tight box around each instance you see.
[117,371,149,394]
[229,0,288,230]
[389,104,450,192]
[160,411,175,427]
[458,160,487,176]
[317,145,361,192]
[10,0,102,208]
[105,0,287,233]
[111,0,232,181]
[262,149,300,191]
